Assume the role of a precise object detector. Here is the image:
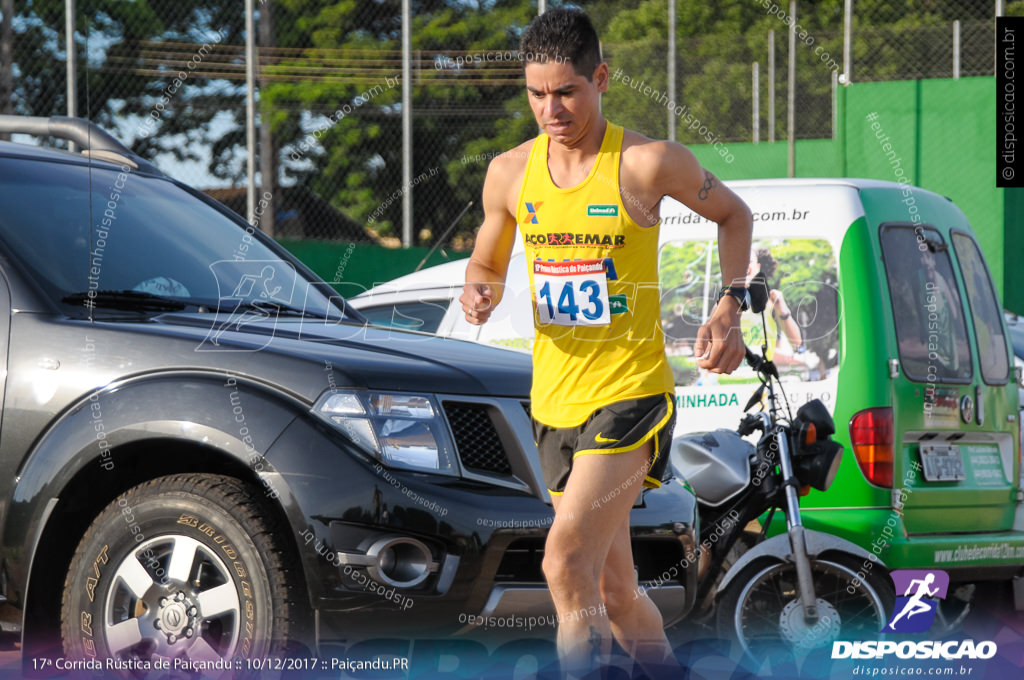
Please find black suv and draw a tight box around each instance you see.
[0,116,697,668]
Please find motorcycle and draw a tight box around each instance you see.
[670,275,894,661]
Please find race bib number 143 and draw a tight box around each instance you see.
[534,259,611,326]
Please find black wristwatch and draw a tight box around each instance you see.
[717,285,750,312]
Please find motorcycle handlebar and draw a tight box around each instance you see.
[744,346,779,379]
[737,413,761,437]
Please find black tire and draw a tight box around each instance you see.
[61,474,303,668]
[716,554,894,664]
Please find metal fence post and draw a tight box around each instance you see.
[953,19,961,79]
[787,1,796,177]
[769,30,776,143]
[832,70,839,140]
[258,1,276,238]
[401,0,412,248]
[1,0,13,122]
[245,0,257,225]
[753,62,760,144]
[65,0,76,151]
[844,0,853,84]
[669,0,676,142]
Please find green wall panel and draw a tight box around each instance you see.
[844,80,921,186]
[919,78,1002,296]
[279,240,468,295]
[690,77,1011,305]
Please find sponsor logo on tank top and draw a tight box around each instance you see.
[587,204,619,216]
[523,201,543,225]
[523,232,626,247]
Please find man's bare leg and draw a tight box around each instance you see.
[600,515,680,677]
[544,443,653,678]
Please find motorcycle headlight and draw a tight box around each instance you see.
[313,390,458,475]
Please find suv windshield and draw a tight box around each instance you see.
[0,156,343,319]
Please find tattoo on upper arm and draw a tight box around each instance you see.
[698,170,717,201]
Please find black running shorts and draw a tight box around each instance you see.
[531,392,676,495]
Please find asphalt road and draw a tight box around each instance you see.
[0,584,1019,677]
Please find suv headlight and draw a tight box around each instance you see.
[313,390,458,475]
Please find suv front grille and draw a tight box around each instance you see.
[496,537,687,582]
[443,402,513,475]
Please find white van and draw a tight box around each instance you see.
[351,178,848,435]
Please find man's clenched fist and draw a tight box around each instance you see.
[461,282,496,325]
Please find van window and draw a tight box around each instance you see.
[951,232,1010,384]
[659,238,839,386]
[880,226,972,383]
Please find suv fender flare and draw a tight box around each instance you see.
[717,529,887,593]
[10,372,329,614]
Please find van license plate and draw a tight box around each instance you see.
[919,444,966,482]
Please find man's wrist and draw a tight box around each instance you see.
[715,294,745,318]
[717,285,750,313]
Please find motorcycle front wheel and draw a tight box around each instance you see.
[716,555,893,662]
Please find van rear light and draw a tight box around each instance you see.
[849,407,894,487]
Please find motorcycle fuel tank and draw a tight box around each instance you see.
[671,430,755,507]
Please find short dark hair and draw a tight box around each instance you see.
[756,248,778,281]
[519,9,602,80]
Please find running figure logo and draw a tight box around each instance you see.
[882,569,950,633]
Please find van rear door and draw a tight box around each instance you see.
[878,224,1017,535]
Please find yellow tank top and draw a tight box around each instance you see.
[518,122,674,427]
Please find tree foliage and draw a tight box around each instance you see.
[3,0,999,243]
[5,0,244,169]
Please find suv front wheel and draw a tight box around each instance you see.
[61,474,301,665]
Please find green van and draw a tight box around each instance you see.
[659,178,1023,613]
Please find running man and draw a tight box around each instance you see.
[888,573,940,628]
[459,9,753,677]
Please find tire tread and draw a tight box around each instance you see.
[60,473,305,659]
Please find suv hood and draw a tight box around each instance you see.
[149,312,533,399]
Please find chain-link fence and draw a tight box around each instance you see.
[0,0,1008,249]
[852,3,997,82]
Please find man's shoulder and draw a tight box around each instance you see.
[619,129,699,183]
[481,138,538,214]
[489,138,537,174]
[620,128,686,159]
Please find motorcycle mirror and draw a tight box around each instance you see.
[748,272,769,314]
[793,440,844,491]
[795,399,836,437]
